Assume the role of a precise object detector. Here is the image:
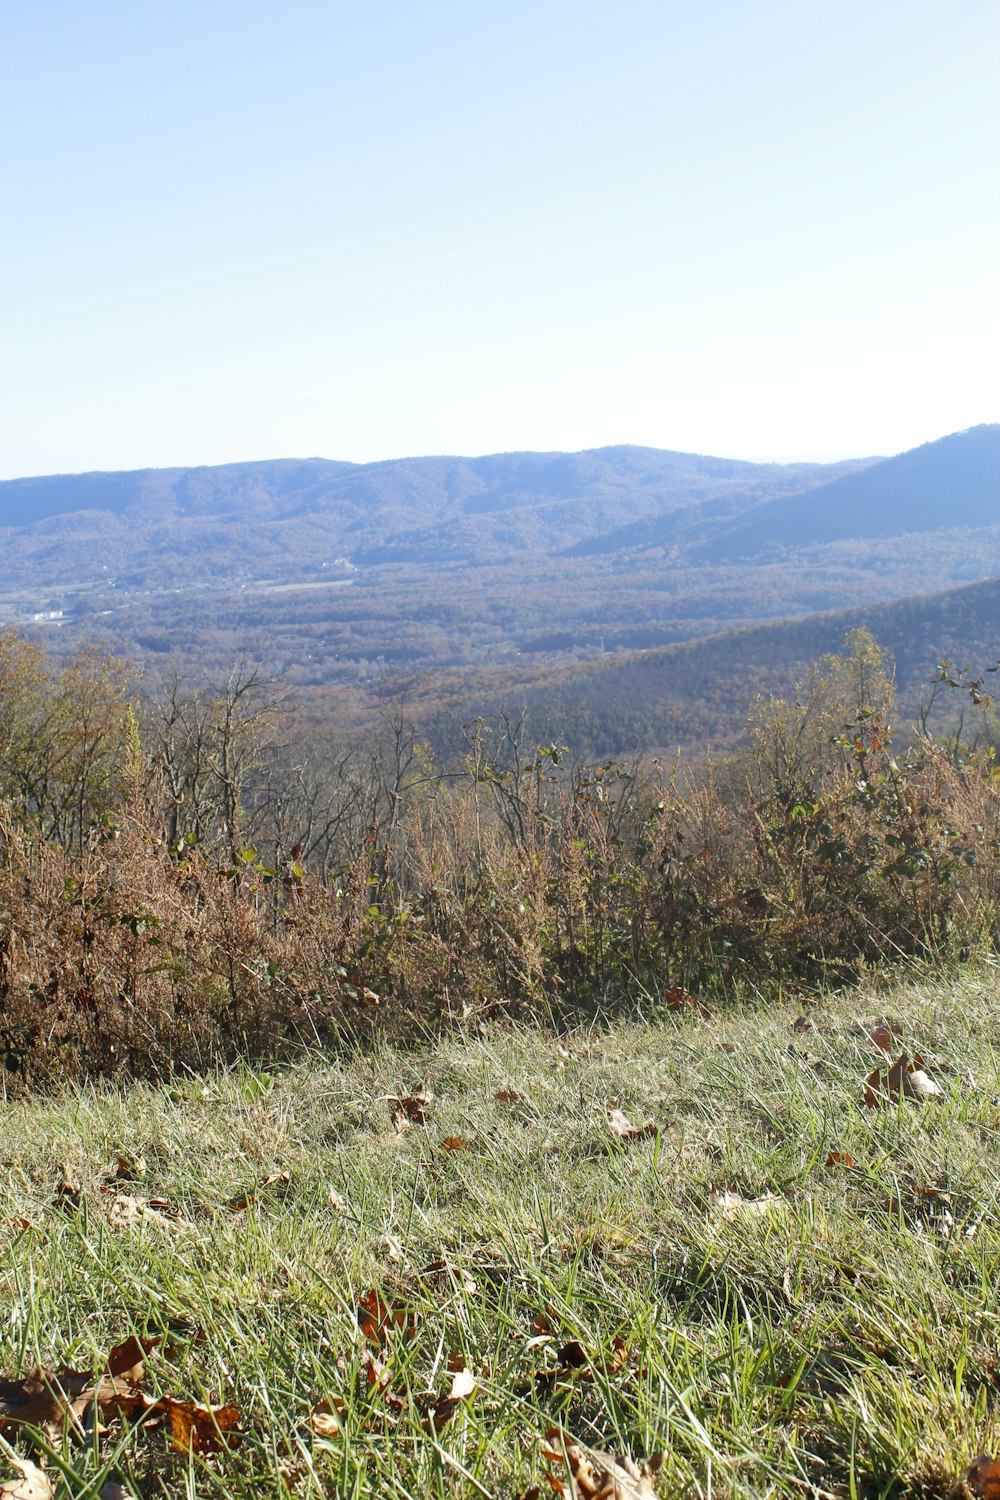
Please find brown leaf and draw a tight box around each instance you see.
[953,1457,1000,1499]
[1,1332,162,1437]
[309,1396,345,1438]
[0,1368,89,1434]
[524,1333,628,1392]
[664,987,712,1017]
[870,1024,898,1053]
[160,1396,242,1453]
[112,1156,146,1182]
[357,1290,417,1346]
[825,1152,855,1167]
[390,1091,432,1131]
[493,1088,522,1104]
[105,1193,186,1231]
[105,1335,160,1384]
[441,1135,476,1153]
[918,1185,953,1204]
[360,1350,405,1412]
[327,1188,346,1212]
[540,1428,663,1500]
[0,1457,54,1500]
[421,1366,478,1431]
[606,1108,657,1142]
[864,1052,942,1107]
[605,1336,628,1374]
[53,1179,81,1211]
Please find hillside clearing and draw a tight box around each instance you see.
[2,968,999,1498]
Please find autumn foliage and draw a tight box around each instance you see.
[2,628,1000,1082]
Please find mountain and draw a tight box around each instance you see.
[693,425,1000,561]
[1,425,996,757]
[0,446,868,571]
[490,571,1000,757]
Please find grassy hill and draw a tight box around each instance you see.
[1,970,997,1498]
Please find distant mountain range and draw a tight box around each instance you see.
[0,445,872,579]
[1,424,996,756]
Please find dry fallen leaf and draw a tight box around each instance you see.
[441,1136,476,1153]
[160,1396,242,1453]
[0,1457,54,1500]
[825,1152,855,1168]
[0,1333,163,1437]
[111,1155,146,1182]
[0,1366,92,1434]
[357,1290,417,1346]
[539,1427,664,1500]
[53,1178,81,1212]
[228,1170,290,1212]
[390,1091,432,1132]
[864,1052,942,1107]
[421,1365,478,1430]
[952,1456,1000,1499]
[493,1088,521,1104]
[104,1192,190,1232]
[522,1332,628,1393]
[309,1396,345,1438]
[360,1350,405,1413]
[663,987,712,1018]
[606,1108,657,1143]
[710,1188,784,1217]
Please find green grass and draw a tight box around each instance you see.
[2,967,1000,1498]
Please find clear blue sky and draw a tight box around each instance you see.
[2,0,997,477]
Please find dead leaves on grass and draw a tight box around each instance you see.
[864,1051,942,1107]
[530,1428,664,1500]
[0,1335,159,1437]
[606,1108,657,1143]
[227,1170,291,1213]
[954,1458,1000,1499]
[0,1457,53,1500]
[0,1333,242,1464]
[520,1319,630,1395]
[390,1090,433,1133]
[663,987,712,1019]
[357,1288,419,1347]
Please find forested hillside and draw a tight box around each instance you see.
[1,426,996,757]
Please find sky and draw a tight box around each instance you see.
[1,0,997,478]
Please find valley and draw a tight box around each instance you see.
[2,424,997,755]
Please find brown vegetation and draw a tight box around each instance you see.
[1,628,999,1084]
